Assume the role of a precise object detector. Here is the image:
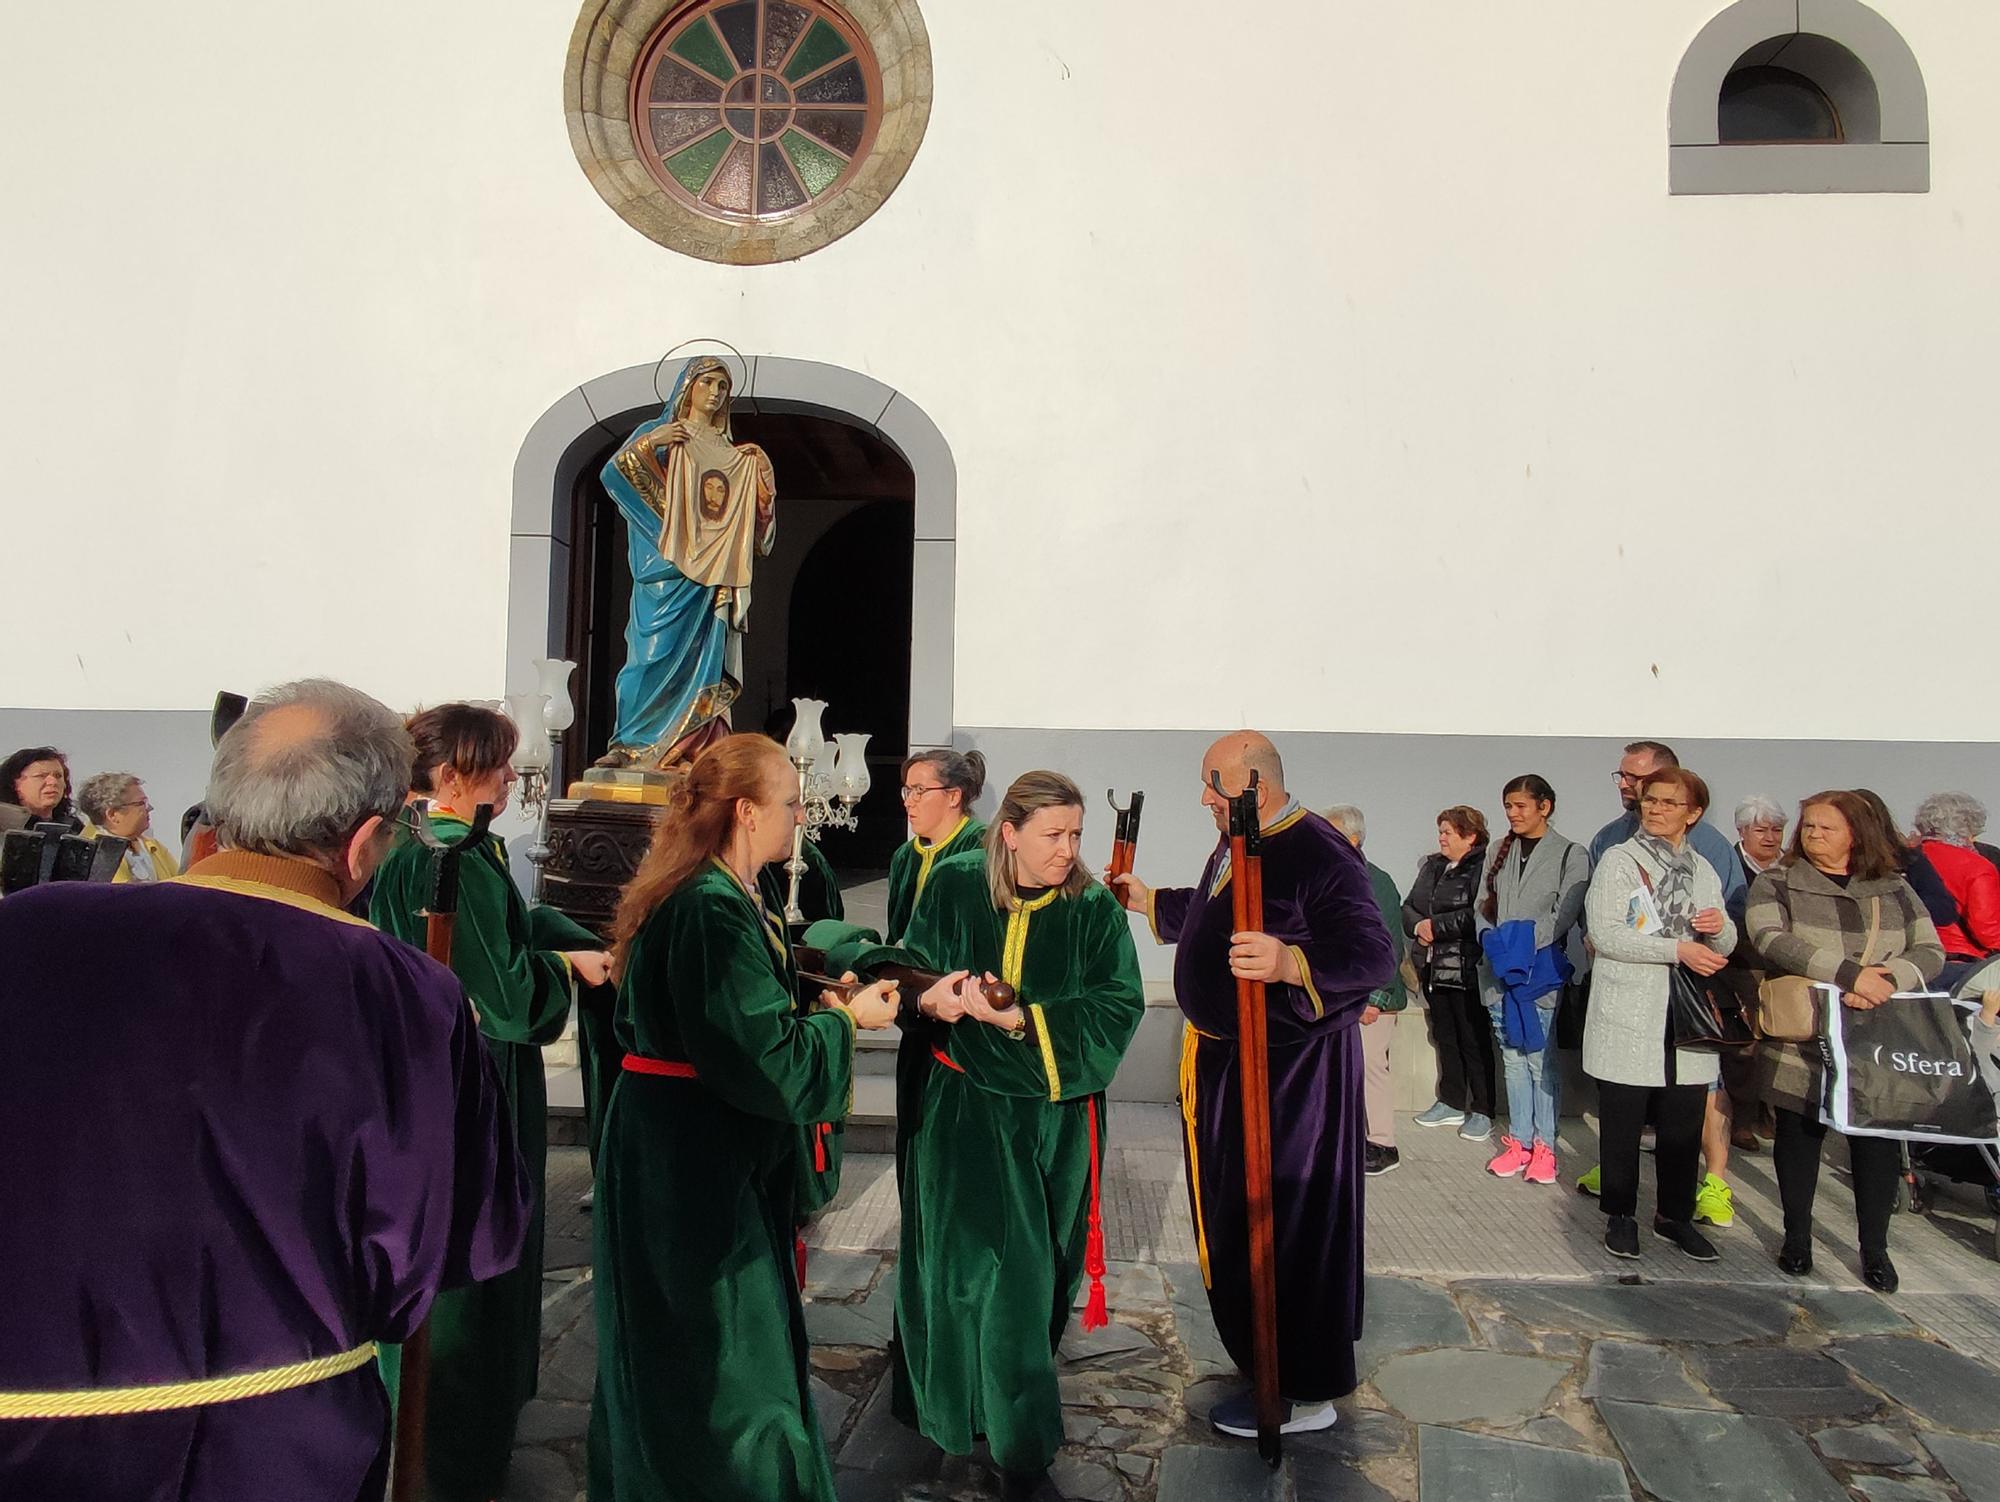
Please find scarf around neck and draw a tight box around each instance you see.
[1635,832,1698,938]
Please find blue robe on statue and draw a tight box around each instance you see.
[602,360,775,755]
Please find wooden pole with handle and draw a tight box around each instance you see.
[1217,769,1282,1466]
[394,801,494,1502]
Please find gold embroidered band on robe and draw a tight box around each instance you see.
[1002,888,1063,1101]
[0,1343,378,1420]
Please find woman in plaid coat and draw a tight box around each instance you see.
[1745,789,1943,1294]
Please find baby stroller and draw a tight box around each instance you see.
[1899,956,2000,1253]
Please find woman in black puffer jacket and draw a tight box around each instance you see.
[1404,806,1495,1142]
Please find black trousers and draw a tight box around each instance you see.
[1426,983,1495,1117]
[1598,1079,1706,1222]
[1773,1107,1901,1258]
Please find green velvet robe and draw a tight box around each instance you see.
[890,852,1145,1476]
[886,818,986,1185]
[758,842,846,1214]
[590,860,857,1502]
[369,807,589,1502]
[885,816,985,942]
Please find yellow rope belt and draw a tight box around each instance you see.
[0,1343,378,1421]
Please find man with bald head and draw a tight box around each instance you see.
[1115,731,1394,1439]
[0,678,532,1501]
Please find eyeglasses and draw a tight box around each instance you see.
[115,800,152,813]
[1640,796,1688,810]
[899,784,945,802]
[1613,771,1643,785]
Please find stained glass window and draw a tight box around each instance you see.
[633,0,881,222]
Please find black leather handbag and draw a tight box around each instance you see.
[1669,964,1756,1051]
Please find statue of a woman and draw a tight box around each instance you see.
[599,356,776,768]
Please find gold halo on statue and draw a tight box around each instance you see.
[651,339,751,405]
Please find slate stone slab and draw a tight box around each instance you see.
[1048,1454,1122,1501]
[1852,1478,1954,1502]
[1517,1417,1593,1452]
[833,1469,905,1502]
[807,1271,898,1351]
[1923,1432,2000,1502]
[1356,1276,1477,1377]
[1811,1423,1925,1469]
[1417,1425,1630,1502]
[1162,1262,1238,1380]
[1290,1447,1397,1501]
[498,1447,579,1502]
[1832,1336,2000,1433]
[813,1376,856,1441]
[1476,1314,1539,1353]
[805,1250,884,1301]
[537,1317,598,1403]
[1059,1320,1160,1368]
[1155,1444,1288,1502]
[1689,1346,1880,1419]
[1598,1400,1847,1502]
[1288,1407,1411,1462]
[836,1377,940,1479]
[1464,1279,1793,1344]
[515,1397,591,1443]
[1375,1350,1569,1426]
[1583,1338,1723,1409]
[1799,1289,1914,1337]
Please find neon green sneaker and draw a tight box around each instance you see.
[1576,1163,1601,1197]
[1694,1173,1735,1228]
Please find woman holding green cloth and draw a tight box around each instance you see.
[893,770,1145,1493]
[590,734,899,1502]
[369,702,612,1502]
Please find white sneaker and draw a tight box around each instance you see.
[1209,1392,1340,1437]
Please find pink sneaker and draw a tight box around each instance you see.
[1524,1140,1558,1185]
[1486,1136,1532,1178]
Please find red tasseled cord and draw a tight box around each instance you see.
[795,1235,809,1287]
[814,1122,830,1172]
[1082,1096,1109,1331]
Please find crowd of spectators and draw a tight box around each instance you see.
[0,747,176,881]
[1341,738,1997,1291]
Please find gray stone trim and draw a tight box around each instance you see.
[564,0,933,264]
[1669,0,1928,195]
[507,357,955,747]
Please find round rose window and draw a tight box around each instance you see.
[632,0,882,222]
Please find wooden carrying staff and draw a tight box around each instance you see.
[1217,769,1283,1466]
[791,947,1018,1016]
[393,801,494,1502]
[1104,789,1145,895]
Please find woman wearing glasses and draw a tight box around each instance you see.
[886,749,988,1183]
[1582,767,1736,1264]
[886,749,987,941]
[77,773,178,881]
[0,746,81,833]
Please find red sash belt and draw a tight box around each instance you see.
[931,1047,965,1074]
[621,1054,698,1078]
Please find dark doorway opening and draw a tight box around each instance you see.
[562,407,915,872]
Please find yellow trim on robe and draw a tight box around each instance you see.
[1029,1003,1061,1101]
[1288,944,1324,1019]
[1178,1025,1213,1289]
[171,874,373,929]
[1146,887,1165,945]
[710,857,791,965]
[1207,805,1310,900]
[912,815,970,904]
[0,1343,378,1420]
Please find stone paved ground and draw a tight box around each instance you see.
[505,1107,2000,1500]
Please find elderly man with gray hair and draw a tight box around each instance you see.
[1914,792,2000,981]
[0,678,532,1502]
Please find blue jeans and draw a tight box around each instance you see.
[1485,997,1561,1147]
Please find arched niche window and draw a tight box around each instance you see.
[1670,0,1928,194]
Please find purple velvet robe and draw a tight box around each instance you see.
[0,857,531,1502]
[1151,808,1394,1402]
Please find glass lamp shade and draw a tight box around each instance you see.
[786,698,828,770]
[831,733,872,801]
[532,658,577,734]
[504,693,554,773]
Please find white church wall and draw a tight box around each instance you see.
[3,1,1997,745]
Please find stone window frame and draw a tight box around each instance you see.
[565,0,933,264]
[1669,0,1929,195]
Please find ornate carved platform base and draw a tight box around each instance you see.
[538,797,666,937]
